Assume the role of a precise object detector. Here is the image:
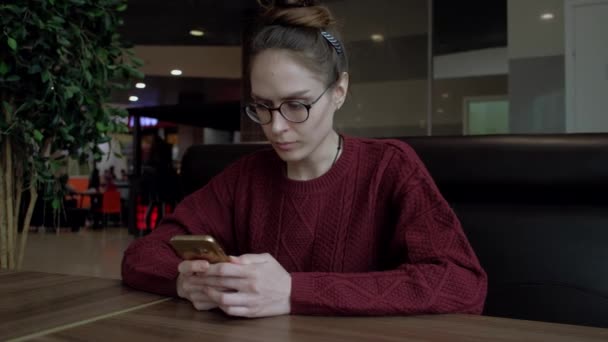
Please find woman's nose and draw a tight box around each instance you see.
[270,109,289,134]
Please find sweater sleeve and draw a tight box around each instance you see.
[121,160,241,297]
[289,143,487,315]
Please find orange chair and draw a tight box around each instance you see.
[98,190,121,227]
[67,177,90,208]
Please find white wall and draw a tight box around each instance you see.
[336,79,427,136]
[565,0,608,132]
[507,0,567,133]
[508,0,565,59]
[434,48,508,79]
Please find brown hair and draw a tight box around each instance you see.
[249,0,348,85]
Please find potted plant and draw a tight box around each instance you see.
[0,0,143,269]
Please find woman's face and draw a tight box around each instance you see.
[250,49,347,164]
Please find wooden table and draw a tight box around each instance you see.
[0,271,166,341]
[35,299,608,342]
[2,271,607,341]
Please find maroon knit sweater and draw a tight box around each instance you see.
[122,136,487,315]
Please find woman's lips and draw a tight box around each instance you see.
[274,141,297,151]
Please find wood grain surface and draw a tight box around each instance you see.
[37,299,608,342]
[0,271,165,341]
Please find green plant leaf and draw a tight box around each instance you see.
[7,37,17,51]
[2,101,13,115]
[83,70,92,84]
[13,102,29,115]
[41,70,51,83]
[2,1,142,233]
[96,122,107,132]
[104,14,112,30]
[130,56,144,67]
[36,19,46,29]
[3,5,24,15]
[99,135,112,144]
[64,85,80,99]
[0,62,9,75]
[51,16,65,24]
[113,152,123,158]
[57,36,71,47]
[33,129,44,142]
[123,65,144,79]
[29,64,42,74]
[52,198,61,210]
[50,160,61,172]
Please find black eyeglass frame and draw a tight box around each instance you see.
[244,84,334,125]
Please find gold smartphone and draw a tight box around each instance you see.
[169,235,230,264]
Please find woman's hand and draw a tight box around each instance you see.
[199,253,292,318]
[176,260,218,311]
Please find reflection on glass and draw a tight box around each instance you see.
[329,0,429,137]
[464,98,509,135]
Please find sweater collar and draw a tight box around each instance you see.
[277,134,357,193]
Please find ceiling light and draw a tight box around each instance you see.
[129,96,139,102]
[135,82,146,89]
[170,69,182,76]
[189,29,205,37]
[540,13,555,21]
[371,34,385,43]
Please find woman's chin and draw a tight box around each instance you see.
[274,146,302,162]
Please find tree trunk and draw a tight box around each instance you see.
[18,186,37,269]
[14,162,23,266]
[0,141,7,269]
[5,137,15,268]
[1,96,26,270]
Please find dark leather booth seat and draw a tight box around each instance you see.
[180,134,608,327]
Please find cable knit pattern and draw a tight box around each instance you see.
[122,135,487,315]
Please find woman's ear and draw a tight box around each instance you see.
[333,72,349,110]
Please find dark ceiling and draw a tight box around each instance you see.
[121,0,507,51]
[433,0,507,55]
[120,0,259,46]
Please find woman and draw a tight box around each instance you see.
[122,0,487,318]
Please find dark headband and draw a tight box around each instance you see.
[321,31,343,55]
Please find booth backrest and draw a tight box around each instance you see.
[181,134,608,327]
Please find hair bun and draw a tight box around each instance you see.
[258,0,335,29]
[260,0,321,8]
[280,0,320,7]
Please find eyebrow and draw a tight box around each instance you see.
[251,89,311,102]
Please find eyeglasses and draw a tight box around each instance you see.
[245,84,333,125]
